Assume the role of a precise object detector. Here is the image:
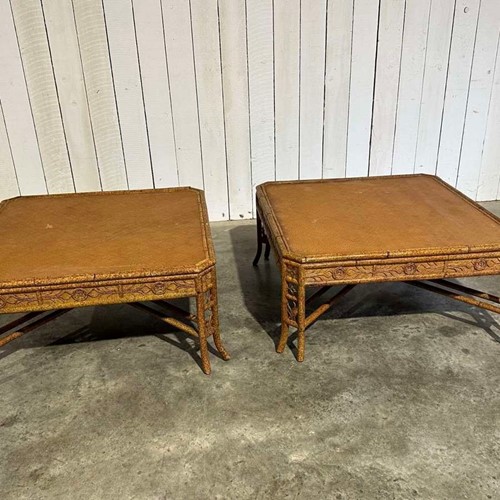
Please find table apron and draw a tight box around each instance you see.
[302,256,500,286]
[0,275,201,314]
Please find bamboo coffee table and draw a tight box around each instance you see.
[0,187,229,374]
[253,174,500,361]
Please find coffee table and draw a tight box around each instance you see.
[253,174,500,361]
[0,187,229,374]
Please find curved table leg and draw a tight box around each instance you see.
[253,213,263,266]
[208,271,230,361]
[296,284,306,362]
[264,238,271,261]
[196,289,212,375]
[277,265,290,352]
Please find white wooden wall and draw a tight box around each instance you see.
[1,0,499,220]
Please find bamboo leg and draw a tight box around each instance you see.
[276,265,306,360]
[264,236,271,261]
[277,322,289,354]
[296,281,306,362]
[277,266,295,353]
[208,271,230,361]
[253,212,264,266]
[196,290,211,375]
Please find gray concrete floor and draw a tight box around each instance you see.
[1,203,500,499]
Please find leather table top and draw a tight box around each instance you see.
[257,175,500,263]
[0,188,213,287]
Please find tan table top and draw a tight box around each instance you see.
[257,175,500,263]
[0,188,213,288]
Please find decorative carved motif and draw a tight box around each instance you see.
[152,282,166,295]
[72,289,89,302]
[333,267,346,279]
[305,265,372,284]
[0,293,40,310]
[304,257,500,285]
[403,263,418,275]
[473,258,487,271]
[122,280,194,297]
[0,278,196,313]
[374,261,445,280]
[446,257,500,276]
[40,285,120,306]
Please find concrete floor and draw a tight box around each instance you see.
[1,204,500,499]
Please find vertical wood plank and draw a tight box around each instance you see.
[247,0,275,197]
[0,0,45,195]
[323,0,353,179]
[72,0,128,191]
[102,0,153,189]
[457,0,500,198]
[43,0,101,192]
[346,0,379,177]
[300,0,327,179]
[478,34,500,200]
[133,0,178,189]
[414,0,455,174]
[369,0,405,176]
[11,0,74,193]
[161,0,204,189]
[2,0,500,212]
[436,0,481,186]
[392,0,431,174]
[0,101,20,201]
[219,0,253,219]
[274,0,300,181]
[190,0,229,220]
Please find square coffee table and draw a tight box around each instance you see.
[253,174,500,361]
[0,187,229,374]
